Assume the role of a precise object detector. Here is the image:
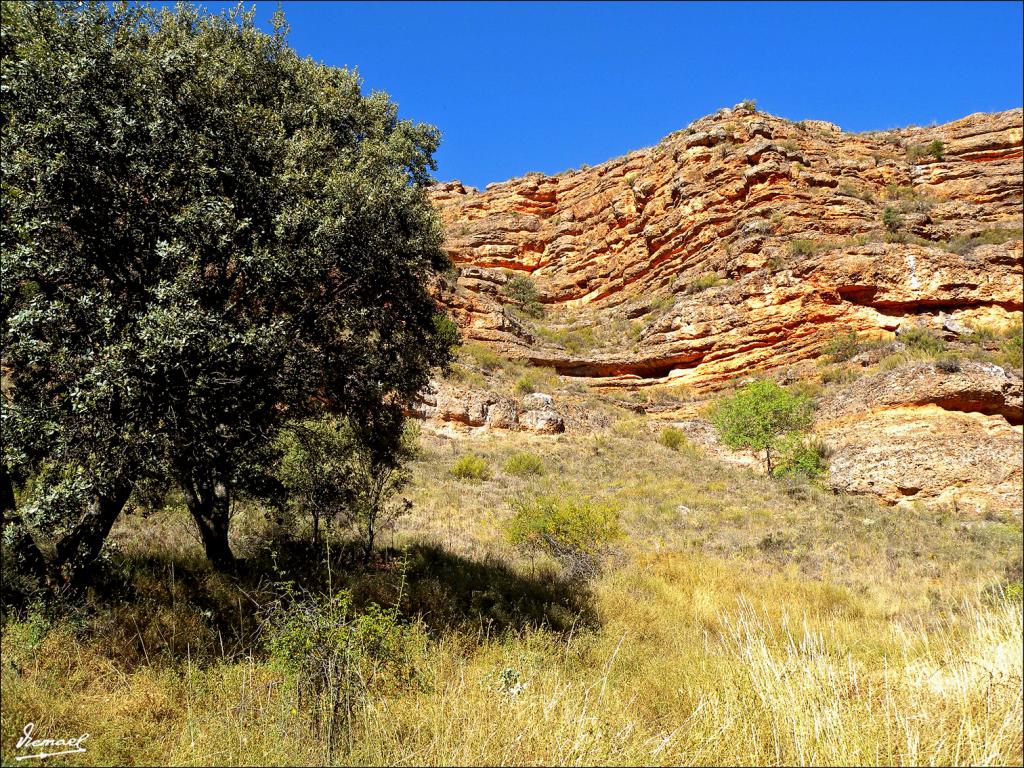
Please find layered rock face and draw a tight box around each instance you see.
[424,106,1022,514]
[817,362,1023,512]
[431,107,1023,389]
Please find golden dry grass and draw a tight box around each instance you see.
[2,423,1021,766]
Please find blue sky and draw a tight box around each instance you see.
[177,1,1022,188]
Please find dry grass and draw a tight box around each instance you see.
[2,424,1021,766]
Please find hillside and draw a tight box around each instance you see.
[417,106,1024,514]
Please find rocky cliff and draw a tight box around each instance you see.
[422,105,1023,515]
[431,106,1022,389]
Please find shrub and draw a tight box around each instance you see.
[462,342,505,371]
[900,325,946,356]
[1001,323,1023,369]
[926,139,944,160]
[820,365,859,385]
[736,99,757,112]
[710,380,815,475]
[935,356,962,374]
[882,206,903,234]
[945,227,1023,255]
[774,434,830,479]
[822,330,863,363]
[503,453,546,477]
[450,455,491,481]
[266,589,422,751]
[789,239,816,257]
[684,274,722,294]
[502,275,544,318]
[657,427,688,452]
[515,376,538,395]
[505,495,622,580]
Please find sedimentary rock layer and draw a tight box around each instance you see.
[431,107,1023,389]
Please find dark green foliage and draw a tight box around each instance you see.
[710,380,815,474]
[882,206,903,234]
[1,2,453,582]
[502,275,544,318]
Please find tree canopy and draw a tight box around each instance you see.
[709,379,814,474]
[1,1,456,584]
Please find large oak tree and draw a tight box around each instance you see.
[1,1,455,584]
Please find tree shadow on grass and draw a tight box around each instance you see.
[44,535,597,669]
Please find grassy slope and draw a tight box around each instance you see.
[2,426,1022,766]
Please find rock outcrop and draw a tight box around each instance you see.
[816,362,1023,513]
[422,105,1023,512]
[410,381,565,434]
[430,107,1023,390]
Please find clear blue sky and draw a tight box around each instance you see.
[175,1,1022,188]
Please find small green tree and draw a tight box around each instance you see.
[926,139,944,161]
[277,418,417,562]
[882,206,903,235]
[277,418,354,549]
[710,380,814,474]
[502,275,544,318]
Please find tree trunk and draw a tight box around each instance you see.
[179,470,236,572]
[765,446,774,476]
[0,465,47,586]
[52,483,132,587]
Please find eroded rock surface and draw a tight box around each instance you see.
[410,381,565,434]
[816,363,1023,513]
[424,106,1023,511]
[430,108,1023,389]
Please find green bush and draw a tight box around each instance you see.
[657,427,688,452]
[503,452,546,477]
[900,325,946,356]
[710,379,815,475]
[513,375,537,395]
[1001,323,1023,369]
[503,275,544,318]
[266,589,422,750]
[684,273,722,294]
[450,455,491,481]
[822,330,863,363]
[906,140,943,163]
[882,206,903,234]
[774,434,830,479]
[789,239,817,257]
[820,365,859,385]
[505,495,622,579]
[945,227,1023,255]
[462,342,505,371]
